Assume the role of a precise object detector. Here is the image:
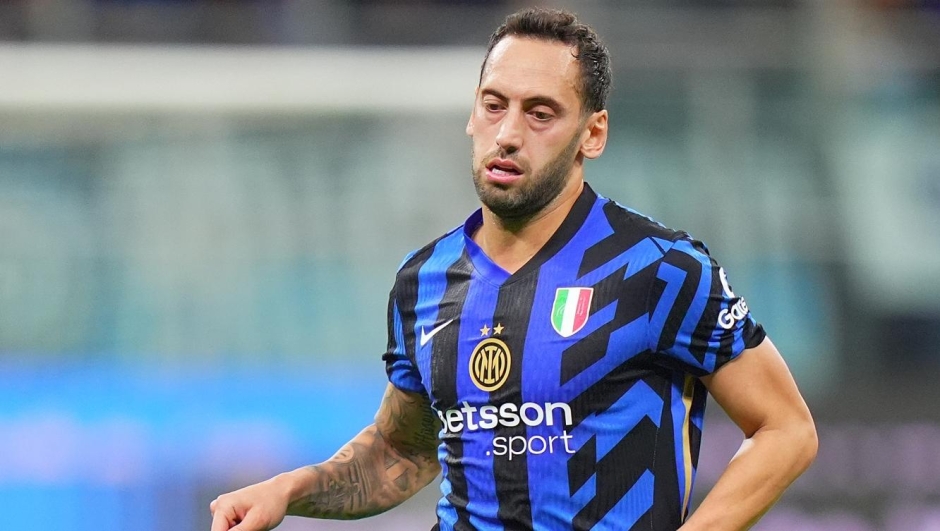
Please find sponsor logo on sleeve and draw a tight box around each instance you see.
[717,267,749,330]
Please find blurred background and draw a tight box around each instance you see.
[1,0,939,530]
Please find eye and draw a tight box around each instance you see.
[483,101,503,112]
[530,110,554,121]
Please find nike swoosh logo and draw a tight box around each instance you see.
[420,319,455,347]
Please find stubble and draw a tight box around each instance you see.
[471,130,582,223]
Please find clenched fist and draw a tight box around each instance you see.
[210,475,294,531]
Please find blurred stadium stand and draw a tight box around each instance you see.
[1,1,939,530]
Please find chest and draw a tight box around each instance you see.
[412,267,651,412]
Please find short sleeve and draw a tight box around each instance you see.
[647,238,766,375]
[381,283,425,394]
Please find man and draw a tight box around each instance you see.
[210,7,817,531]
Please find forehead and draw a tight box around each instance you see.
[480,36,580,104]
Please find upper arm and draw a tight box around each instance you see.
[376,263,440,472]
[701,337,815,439]
[650,239,765,375]
[382,283,425,394]
[374,383,442,468]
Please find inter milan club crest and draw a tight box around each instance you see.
[551,287,593,337]
[469,331,511,392]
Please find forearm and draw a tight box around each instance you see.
[680,422,817,531]
[279,423,440,520]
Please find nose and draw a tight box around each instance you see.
[494,108,524,154]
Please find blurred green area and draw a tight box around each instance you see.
[2,76,938,396]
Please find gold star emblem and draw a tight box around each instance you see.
[480,323,490,336]
[493,323,504,335]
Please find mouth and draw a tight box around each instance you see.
[485,158,524,185]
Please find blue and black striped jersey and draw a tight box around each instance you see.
[383,183,765,531]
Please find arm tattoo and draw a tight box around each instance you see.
[287,385,442,519]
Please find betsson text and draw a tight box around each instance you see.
[437,401,575,460]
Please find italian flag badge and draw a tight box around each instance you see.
[551,287,593,338]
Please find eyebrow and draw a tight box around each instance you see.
[480,88,566,113]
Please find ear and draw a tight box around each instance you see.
[466,87,479,136]
[579,110,608,159]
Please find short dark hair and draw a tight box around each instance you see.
[480,7,612,114]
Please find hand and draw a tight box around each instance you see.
[210,475,292,531]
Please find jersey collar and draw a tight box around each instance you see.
[462,182,599,286]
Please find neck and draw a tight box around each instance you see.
[474,177,584,274]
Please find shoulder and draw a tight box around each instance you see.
[392,223,465,286]
[594,195,704,257]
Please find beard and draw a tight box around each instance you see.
[471,130,582,222]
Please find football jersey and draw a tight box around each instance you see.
[383,183,765,531]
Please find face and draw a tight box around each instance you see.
[467,36,593,221]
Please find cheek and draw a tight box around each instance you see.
[468,114,492,137]
[469,123,496,152]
